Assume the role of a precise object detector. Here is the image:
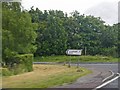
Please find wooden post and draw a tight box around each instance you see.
[85,47,86,55]
[68,56,71,68]
[77,58,79,68]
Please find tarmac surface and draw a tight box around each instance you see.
[54,63,119,89]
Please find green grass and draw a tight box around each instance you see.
[34,55,119,63]
[3,65,91,88]
[31,68,91,88]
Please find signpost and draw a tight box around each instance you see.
[66,49,82,56]
[66,49,82,68]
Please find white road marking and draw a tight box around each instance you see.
[102,70,114,82]
[93,73,120,90]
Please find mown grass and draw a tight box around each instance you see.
[2,64,91,88]
[34,55,118,63]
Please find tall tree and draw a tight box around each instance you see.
[2,2,37,64]
[36,14,67,55]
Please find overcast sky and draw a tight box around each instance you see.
[21,0,119,25]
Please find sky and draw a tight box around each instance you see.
[21,0,119,25]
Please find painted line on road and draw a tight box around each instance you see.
[93,73,120,90]
[102,70,114,82]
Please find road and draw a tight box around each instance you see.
[34,62,119,89]
[79,63,119,88]
[56,63,119,89]
[100,64,119,89]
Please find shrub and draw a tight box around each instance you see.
[2,54,33,76]
[14,54,33,72]
[100,47,118,57]
[9,64,26,75]
[2,68,13,76]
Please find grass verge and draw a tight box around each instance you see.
[34,55,118,63]
[2,64,91,88]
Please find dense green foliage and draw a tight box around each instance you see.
[15,54,33,72]
[2,54,33,76]
[29,9,118,57]
[1,68,12,76]
[2,3,37,58]
[2,2,37,74]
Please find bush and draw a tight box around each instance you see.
[14,54,33,72]
[9,64,27,75]
[2,68,13,76]
[100,47,118,57]
[2,54,33,76]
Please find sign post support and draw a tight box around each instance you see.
[68,56,71,68]
[66,49,82,68]
[77,58,79,68]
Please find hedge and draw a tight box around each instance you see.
[1,68,13,76]
[14,54,33,72]
[2,54,33,76]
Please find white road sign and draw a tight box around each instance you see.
[66,49,82,56]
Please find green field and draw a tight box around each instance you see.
[34,55,118,63]
[3,65,91,88]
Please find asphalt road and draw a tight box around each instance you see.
[100,64,119,89]
[56,63,119,89]
[75,63,119,89]
[79,64,119,89]
[34,62,119,89]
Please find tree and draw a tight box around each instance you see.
[2,2,38,65]
[99,24,118,57]
[64,11,105,55]
[35,14,67,55]
[29,9,118,57]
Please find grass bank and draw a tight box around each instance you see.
[34,55,118,63]
[3,64,91,88]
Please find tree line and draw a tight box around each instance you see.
[29,7,118,57]
[2,2,119,66]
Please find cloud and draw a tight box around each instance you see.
[84,2,118,25]
[118,1,120,23]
